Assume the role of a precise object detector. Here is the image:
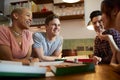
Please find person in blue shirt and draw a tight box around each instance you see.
[32,14,63,61]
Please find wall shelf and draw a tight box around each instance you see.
[31,0,53,4]
[30,0,84,26]
[10,1,28,5]
[32,11,53,18]
[60,14,84,20]
[30,24,44,27]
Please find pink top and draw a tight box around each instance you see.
[0,26,33,59]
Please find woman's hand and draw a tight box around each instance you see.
[97,32,113,41]
[92,56,102,65]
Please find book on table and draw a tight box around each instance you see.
[50,62,95,76]
[0,60,46,77]
[30,56,95,76]
[52,56,95,76]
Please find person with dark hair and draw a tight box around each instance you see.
[0,7,39,65]
[96,0,120,71]
[90,10,103,33]
[32,14,63,61]
[90,10,109,64]
[90,10,102,20]
[90,8,120,64]
[89,10,104,64]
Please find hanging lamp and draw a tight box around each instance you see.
[87,21,94,30]
[63,0,80,3]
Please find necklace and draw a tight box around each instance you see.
[12,30,22,37]
[18,42,22,46]
[11,28,22,47]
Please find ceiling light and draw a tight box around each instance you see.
[63,0,80,3]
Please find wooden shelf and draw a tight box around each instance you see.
[32,11,53,18]
[53,0,84,20]
[30,24,44,27]
[31,0,53,4]
[10,1,28,5]
[30,0,84,26]
[29,26,46,32]
[60,14,84,20]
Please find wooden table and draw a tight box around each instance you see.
[1,64,120,80]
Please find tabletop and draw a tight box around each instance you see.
[1,64,120,80]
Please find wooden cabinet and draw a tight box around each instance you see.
[32,0,84,20]
[53,0,84,20]
[32,11,53,18]
[31,11,53,26]
[31,0,54,26]
[10,0,84,26]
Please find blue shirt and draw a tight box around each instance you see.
[33,32,63,56]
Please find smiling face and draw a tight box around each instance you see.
[92,15,104,33]
[46,18,61,36]
[19,8,32,29]
[12,8,32,29]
